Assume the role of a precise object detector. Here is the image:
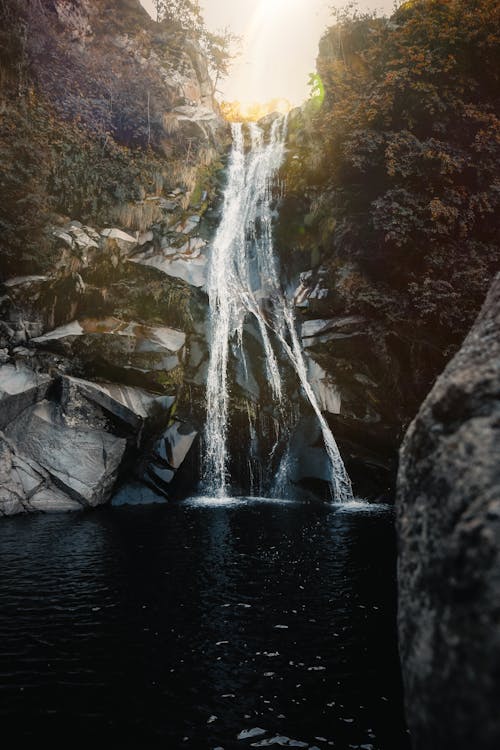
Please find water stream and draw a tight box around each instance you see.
[204,118,353,502]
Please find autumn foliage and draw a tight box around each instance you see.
[286,0,499,343]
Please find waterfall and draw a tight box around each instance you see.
[203,117,353,503]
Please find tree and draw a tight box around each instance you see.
[203,27,240,95]
[154,0,203,32]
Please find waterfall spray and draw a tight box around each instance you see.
[203,118,353,502]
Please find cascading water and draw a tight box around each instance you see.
[203,117,353,503]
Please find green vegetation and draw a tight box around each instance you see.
[282,0,500,353]
[306,73,325,113]
[0,0,224,278]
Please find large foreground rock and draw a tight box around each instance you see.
[397,275,500,750]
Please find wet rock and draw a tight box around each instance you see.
[146,464,175,489]
[186,337,208,383]
[0,436,28,516]
[235,346,260,402]
[28,486,84,513]
[306,357,341,414]
[397,274,500,750]
[287,416,332,489]
[0,435,82,516]
[301,317,365,348]
[111,481,167,507]
[144,420,198,495]
[153,421,197,470]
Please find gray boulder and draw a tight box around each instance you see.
[5,400,126,507]
[0,363,180,516]
[146,420,198,493]
[397,274,500,750]
[0,435,82,516]
[32,317,186,374]
[153,421,197,470]
[0,363,51,429]
[62,376,174,431]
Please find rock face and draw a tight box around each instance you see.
[5,401,126,507]
[21,0,224,150]
[0,364,51,429]
[0,363,185,516]
[397,274,500,750]
[0,0,222,514]
[33,318,186,375]
[145,420,198,493]
[130,237,209,288]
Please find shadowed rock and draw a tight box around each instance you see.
[0,364,51,430]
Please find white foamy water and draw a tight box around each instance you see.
[203,118,353,503]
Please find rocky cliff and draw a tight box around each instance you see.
[0,0,228,515]
[397,274,500,750]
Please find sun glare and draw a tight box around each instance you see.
[261,0,302,15]
[221,98,293,123]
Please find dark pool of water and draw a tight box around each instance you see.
[0,497,410,749]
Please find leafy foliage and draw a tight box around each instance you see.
[283,0,500,345]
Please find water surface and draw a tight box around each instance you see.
[0,498,409,749]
